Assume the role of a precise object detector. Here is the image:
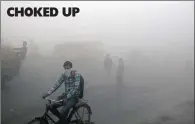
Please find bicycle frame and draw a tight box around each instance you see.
[43,104,56,124]
[33,103,56,124]
[31,98,89,124]
[32,98,64,124]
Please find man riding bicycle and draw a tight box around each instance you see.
[42,61,84,124]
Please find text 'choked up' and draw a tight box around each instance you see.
[7,7,80,17]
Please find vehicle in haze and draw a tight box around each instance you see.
[1,45,22,89]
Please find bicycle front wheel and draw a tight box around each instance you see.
[27,117,48,124]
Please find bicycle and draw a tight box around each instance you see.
[27,97,92,124]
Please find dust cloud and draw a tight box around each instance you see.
[1,1,194,124]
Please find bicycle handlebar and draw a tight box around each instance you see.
[45,97,88,104]
[45,97,64,103]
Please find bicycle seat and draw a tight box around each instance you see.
[78,99,88,103]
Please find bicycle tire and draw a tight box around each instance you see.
[68,103,92,124]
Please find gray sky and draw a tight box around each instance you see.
[1,1,194,54]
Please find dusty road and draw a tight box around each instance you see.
[1,57,194,124]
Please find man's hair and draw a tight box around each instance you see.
[63,61,73,68]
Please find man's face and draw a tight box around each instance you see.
[64,65,72,77]
[64,65,71,70]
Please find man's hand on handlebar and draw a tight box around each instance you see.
[42,93,49,99]
[42,93,68,104]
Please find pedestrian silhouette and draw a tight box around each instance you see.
[116,58,124,114]
[116,58,124,84]
[104,54,113,76]
[13,41,28,60]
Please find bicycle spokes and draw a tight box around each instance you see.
[70,107,90,124]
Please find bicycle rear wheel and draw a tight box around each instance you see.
[68,103,91,124]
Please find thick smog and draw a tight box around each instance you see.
[1,1,194,124]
